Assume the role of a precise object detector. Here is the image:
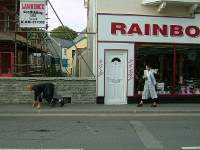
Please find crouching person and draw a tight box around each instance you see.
[27,83,64,109]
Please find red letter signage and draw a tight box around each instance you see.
[185,26,200,37]
[111,22,126,35]
[127,23,143,35]
[170,25,184,37]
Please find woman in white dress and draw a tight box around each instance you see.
[138,64,158,107]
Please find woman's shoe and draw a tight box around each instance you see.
[137,104,143,107]
[137,103,143,107]
[36,103,41,109]
[151,103,157,107]
[137,100,143,107]
[32,102,38,108]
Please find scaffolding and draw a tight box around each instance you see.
[0,0,96,77]
[0,0,50,77]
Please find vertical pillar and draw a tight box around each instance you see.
[159,55,164,81]
[178,54,184,84]
[0,53,1,74]
[14,0,18,74]
[173,44,176,94]
[26,31,29,76]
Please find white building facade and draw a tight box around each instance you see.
[85,0,200,105]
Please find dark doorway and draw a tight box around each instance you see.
[0,52,14,77]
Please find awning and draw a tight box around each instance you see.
[142,0,200,13]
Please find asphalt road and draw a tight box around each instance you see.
[0,115,200,150]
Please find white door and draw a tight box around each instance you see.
[105,50,127,105]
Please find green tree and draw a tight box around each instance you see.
[50,26,78,40]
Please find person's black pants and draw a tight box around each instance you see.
[43,83,55,104]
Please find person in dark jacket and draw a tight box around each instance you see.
[27,83,64,109]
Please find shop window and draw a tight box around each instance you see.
[176,47,200,94]
[135,44,173,95]
[135,44,200,95]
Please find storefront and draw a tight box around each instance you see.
[97,13,200,104]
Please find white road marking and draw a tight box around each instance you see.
[130,121,163,149]
[181,147,200,150]
[0,149,83,150]
[0,113,200,117]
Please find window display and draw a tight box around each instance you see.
[176,47,200,95]
[135,44,200,96]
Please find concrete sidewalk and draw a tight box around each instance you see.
[1,103,200,115]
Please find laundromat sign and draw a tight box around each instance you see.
[98,14,200,44]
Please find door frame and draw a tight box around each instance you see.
[104,49,128,105]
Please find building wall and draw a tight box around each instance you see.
[75,38,94,77]
[62,48,67,73]
[78,48,93,77]
[87,0,97,76]
[67,38,91,77]
[96,0,189,16]
[67,45,76,76]
[0,77,96,104]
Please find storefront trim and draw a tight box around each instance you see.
[97,13,200,44]
[97,42,135,97]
